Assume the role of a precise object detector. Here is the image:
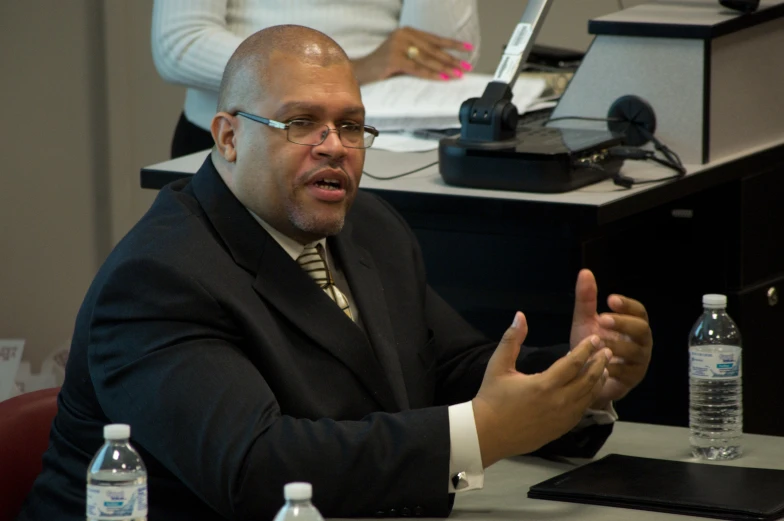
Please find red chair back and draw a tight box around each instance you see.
[0,387,59,521]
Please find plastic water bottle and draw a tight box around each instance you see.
[273,483,324,521]
[86,424,148,520]
[688,294,742,460]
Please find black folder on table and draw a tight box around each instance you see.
[528,454,784,520]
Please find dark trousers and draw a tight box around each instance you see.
[171,112,214,159]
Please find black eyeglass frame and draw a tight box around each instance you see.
[234,111,379,149]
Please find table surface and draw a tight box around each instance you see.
[592,0,784,28]
[141,137,784,226]
[335,422,784,521]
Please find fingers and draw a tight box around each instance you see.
[410,42,466,78]
[569,346,611,405]
[403,59,449,81]
[485,312,529,378]
[608,294,649,322]
[597,313,652,348]
[397,27,473,80]
[416,29,472,52]
[546,334,605,386]
[597,309,653,391]
[572,269,598,326]
[542,334,610,412]
[577,353,611,408]
[605,362,640,388]
[603,333,652,385]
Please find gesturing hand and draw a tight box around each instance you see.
[351,26,473,85]
[569,269,653,408]
[472,312,611,468]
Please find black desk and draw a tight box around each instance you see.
[141,139,784,435]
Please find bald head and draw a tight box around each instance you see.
[209,25,367,247]
[217,25,353,114]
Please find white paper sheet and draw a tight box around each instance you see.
[361,73,547,131]
[0,339,25,401]
[372,132,441,152]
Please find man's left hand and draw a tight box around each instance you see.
[569,269,653,408]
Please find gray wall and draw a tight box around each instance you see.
[1,0,645,370]
[0,1,181,371]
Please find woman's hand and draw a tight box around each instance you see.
[351,26,474,85]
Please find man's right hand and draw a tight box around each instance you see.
[471,312,611,468]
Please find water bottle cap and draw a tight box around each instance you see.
[284,482,312,500]
[703,294,727,308]
[103,424,131,440]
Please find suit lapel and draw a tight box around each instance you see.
[191,157,399,413]
[331,225,410,411]
[252,243,399,412]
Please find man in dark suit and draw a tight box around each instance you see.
[18,25,652,521]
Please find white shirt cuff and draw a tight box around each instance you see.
[447,401,484,493]
[576,401,619,430]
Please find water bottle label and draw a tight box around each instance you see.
[86,484,148,520]
[689,346,741,379]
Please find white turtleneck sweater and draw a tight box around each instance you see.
[151,0,481,130]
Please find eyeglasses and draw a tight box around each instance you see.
[235,111,378,149]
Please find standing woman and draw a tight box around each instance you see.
[152,0,480,158]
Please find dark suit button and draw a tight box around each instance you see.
[414,506,425,516]
[401,507,411,517]
[375,511,385,517]
[389,509,398,517]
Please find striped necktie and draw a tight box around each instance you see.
[297,243,354,321]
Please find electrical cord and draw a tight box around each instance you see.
[365,111,686,186]
[617,0,625,9]
[546,115,624,125]
[545,115,687,188]
[637,126,685,170]
[362,160,439,181]
[608,146,687,187]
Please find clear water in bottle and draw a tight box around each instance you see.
[273,482,324,521]
[86,424,148,521]
[688,294,742,460]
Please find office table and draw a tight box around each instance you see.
[141,138,784,435]
[373,421,784,521]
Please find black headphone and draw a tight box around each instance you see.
[604,95,686,188]
[719,0,760,13]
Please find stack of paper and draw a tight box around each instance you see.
[360,73,547,132]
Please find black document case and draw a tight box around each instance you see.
[528,454,784,520]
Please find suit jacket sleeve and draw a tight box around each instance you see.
[424,283,613,459]
[89,257,453,520]
[370,195,613,459]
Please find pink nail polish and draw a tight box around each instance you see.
[460,61,472,72]
[463,42,474,51]
[439,73,450,80]
[453,68,463,78]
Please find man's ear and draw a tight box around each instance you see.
[211,112,238,162]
